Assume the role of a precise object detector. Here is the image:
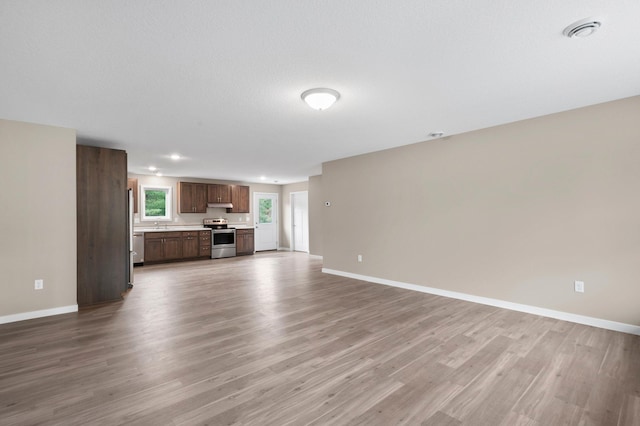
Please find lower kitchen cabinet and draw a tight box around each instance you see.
[163,234,183,260]
[236,228,254,256]
[144,230,212,263]
[199,230,211,257]
[144,232,183,262]
[182,232,200,258]
[144,237,164,262]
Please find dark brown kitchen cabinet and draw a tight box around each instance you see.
[77,145,129,307]
[178,182,207,213]
[163,234,183,259]
[199,230,211,257]
[144,232,184,262]
[227,185,250,213]
[236,228,254,256]
[208,184,232,204]
[127,178,138,213]
[145,231,211,263]
[182,231,200,258]
[144,236,164,262]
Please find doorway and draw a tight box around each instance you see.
[253,192,278,251]
[291,191,309,252]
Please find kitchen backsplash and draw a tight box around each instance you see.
[133,209,252,228]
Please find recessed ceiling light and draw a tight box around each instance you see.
[260,176,266,181]
[301,88,340,111]
[155,172,163,177]
[429,132,445,138]
[148,166,157,171]
[170,154,181,160]
[563,18,602,38]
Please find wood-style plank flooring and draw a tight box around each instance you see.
[1,252,639,425]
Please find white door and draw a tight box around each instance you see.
[254,192,278,251]
[291,191,309,252]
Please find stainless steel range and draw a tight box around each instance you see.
[203,218,236,258]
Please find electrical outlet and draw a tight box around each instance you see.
[357,254,363,263]
[574,280,584,293]
[34,279,44,290]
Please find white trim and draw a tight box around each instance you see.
[322,268,640,336]
[0,305,78,325]
[309,254,323,260]
[278,246,291,251]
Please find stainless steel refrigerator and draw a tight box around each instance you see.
[128,188,134,288]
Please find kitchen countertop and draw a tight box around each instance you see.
[134,225,254,232]
[134,226,210,233]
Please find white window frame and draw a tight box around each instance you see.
[140,185,173,222]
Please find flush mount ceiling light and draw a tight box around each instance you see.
[148,166,157,171]
[301,88,340,111]
[563,18,602,38]
[170,153,181,160]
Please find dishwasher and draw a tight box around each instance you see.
[133,232,144,265]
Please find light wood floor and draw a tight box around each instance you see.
[1,252,639,425]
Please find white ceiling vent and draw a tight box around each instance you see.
[563,19,602,38]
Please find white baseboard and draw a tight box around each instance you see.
[278,246,291,251]
[322,268,640,336]
[309,254,323,260]
[0,305,78,325]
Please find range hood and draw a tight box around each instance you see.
[207,202,233,209]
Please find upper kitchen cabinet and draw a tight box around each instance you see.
[208,184,232,204]
[178,182,207,213]
[127,178,138,213]
[228,185,250,213]
[77,145,129,307]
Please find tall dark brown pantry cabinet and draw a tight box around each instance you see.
[77,145,129,307]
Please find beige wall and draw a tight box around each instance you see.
[308,175,324,256]
[322,96,640,325]
[280,181,309,250]
[0,119,77,318]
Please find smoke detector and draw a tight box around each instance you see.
[563,18,602,38]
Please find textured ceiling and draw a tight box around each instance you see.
[1,1,639,183]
